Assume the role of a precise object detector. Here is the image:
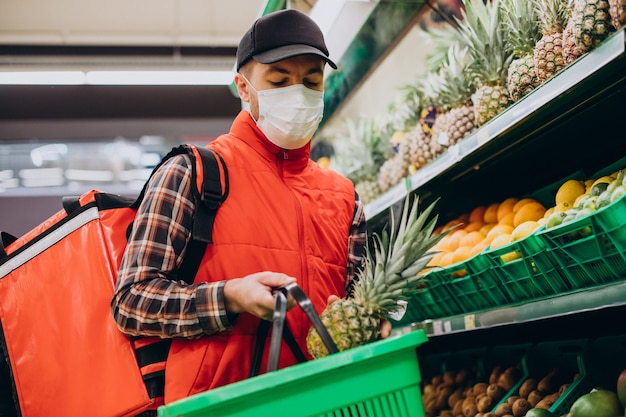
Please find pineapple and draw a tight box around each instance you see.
[532,0,569,83]
[332,117,394,203]
[563,0,586,64]
[570,0,615,54]
[609,0,626,28]
[455,0,514,127]
[377,135,412,192]
[502,0,543,102]
[306,195,446,358]
[438,43,477,144]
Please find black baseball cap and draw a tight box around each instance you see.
[236,9,337,71]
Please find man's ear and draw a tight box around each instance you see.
[234,73,250,102]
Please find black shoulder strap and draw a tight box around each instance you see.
[178,146,228,282]
[130,144,228,284]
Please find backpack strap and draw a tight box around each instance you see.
[129,144,228,405]
[128,144,228,284]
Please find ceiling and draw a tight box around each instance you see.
[0,0,323,141]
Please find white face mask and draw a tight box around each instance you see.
[245,79,324,150]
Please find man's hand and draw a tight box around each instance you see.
[224,271,296,321]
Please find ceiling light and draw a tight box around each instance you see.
[0,70,234,85]
[0,71,85,85]
[85,70,234,85]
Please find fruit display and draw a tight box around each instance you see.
[421,362,524,417]
[544,170,626,233]
[327,0,619,209]
[421,338,626,417]
[306,195,445,358]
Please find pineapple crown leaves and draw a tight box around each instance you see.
[438,42,476,108]
[416,69,447,108]
[353,194,448,317]
[420,24,465,72]
[455,0,514,86]
[332,117,393,184]
[501,0,542,56]
[532,0,569,34]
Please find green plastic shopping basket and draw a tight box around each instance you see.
[158,329,428,417]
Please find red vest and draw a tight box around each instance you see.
[164,111,355,403]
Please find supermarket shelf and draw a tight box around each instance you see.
[396,280,626,338]
[364,28,626,222]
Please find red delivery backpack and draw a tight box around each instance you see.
[0,144,228,417]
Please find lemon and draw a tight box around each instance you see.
[511,220,541,241]
[500,251,521,263]
[555,179,586,206]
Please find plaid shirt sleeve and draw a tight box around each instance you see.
[345,191,368,296]
[111,154,232,339]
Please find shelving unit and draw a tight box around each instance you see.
[324,16,626,369]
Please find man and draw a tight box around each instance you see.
[111,8,371,413]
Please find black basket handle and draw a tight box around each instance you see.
[267,283,338,372]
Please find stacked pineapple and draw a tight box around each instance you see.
[532,0,569,83]
[609,0,626,28]
[438,43,477,145]
[455,0,514,127]
[306,195,446,358]
[502,0,543,102]
[568,0,615,56]
[331,117,394,204]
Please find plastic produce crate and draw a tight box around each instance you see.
[496,339,591,416]
[536,193,626,289]
[482,231,570,303]
[435,253,510,314]
[393,269,463,325]
[158,330,429,417]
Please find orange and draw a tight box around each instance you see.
[513,198,540,213]
[439,251,456,268]
[459,231,486,248]
[486,223,515,239]
[443,219,464,232]
[452,245,474,265]
[469,206,487,223]
[483,203,500,224]
[470,239,489,257]
[513,201,546,227]
[464,221,485,232]
[446,229,468,252]
[497,197,518,222]
[427,251,445,267]
[457,213,470,224]
[479,223,497,236]
[498,211,515,227]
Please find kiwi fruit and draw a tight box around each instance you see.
[518,378,538,398]
[487,383,507,401]
[494,402,513,417]
[477,395,496,412]
[506,395,522,406]
[473,382,489,396]
[527,389,544,407]
[511,398,532,417]
[463,403,478,417]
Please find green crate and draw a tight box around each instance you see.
[393,269,463,325]
[158,330,429,417]
[492,339,590,415]
[482,232,570,303]
[437,253,510,314]
[536,193,626,289]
